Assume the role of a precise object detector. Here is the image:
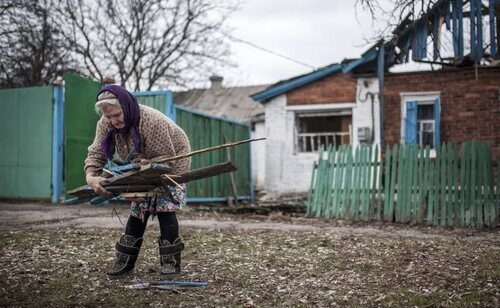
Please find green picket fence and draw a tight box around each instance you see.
[307,141,499,228]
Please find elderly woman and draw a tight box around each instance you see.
[84,84,191,279]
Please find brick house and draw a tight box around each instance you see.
[251,1,499,195]
[250,58,383,194]
[383,67,500,158]
[251,63,499,195]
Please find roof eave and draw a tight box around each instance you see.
[250,64,342,102]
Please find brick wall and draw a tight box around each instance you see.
[287,73,357,105]
[384,67,500,161]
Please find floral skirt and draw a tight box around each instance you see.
[130,184,186,222]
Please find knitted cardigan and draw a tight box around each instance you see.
[84,105,191,175]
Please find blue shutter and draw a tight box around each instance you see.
[405,101,418,144]
[434,98,441,146]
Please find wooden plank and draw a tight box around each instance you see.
[337,146,349,218]
[416,147,423,223]
[476,142,485,227]
[168,162,238,186]
[438,144,446,226]
[320,146,331,218]
[325,146,336,218]
[446,144,453,226]
[70,162,237,197]
[459,142,468,227]
[484,143,496,227]
[376,147,384,221]
[99,163,173,186]
[342,148,354,220]
[426,154,435,225]
[388,144,399,222]
[370,145,379,221]
[314,146,327,218]
[432,145,441,226]
[330,146,340,218]
[68,184,158,197]
[351,146,362,221]
[332,145,345,218]
[408,145,417,223]
[413,146,421,224]
[470,141,478,227]
[451,143,460,226]
[383,146,392,221]
[151,138,265,164]
[419,146,431,224]
[359,146,367,221]
[395,145,406,223]
[446,143,454,227]
[365,146,374,221]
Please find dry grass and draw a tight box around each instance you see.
[0,225,499,307]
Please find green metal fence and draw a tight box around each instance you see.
[63,72,102,196]
[0,86,54,199]
[135,91,253,202]
[307,141,498,228]
[175,106,251,201]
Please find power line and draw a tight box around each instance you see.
[223,33,317,70]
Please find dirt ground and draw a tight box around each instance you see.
[1,201,499,242]
[0,201,499,307]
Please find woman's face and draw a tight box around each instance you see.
[102,104,125,129]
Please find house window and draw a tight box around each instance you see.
[295,111,351,152]
[401,93,441,148]
[417,104,435,148]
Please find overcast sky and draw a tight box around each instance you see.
[220,0,388,87]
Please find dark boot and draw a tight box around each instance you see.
[107,235,143,279]
[158,237,184,279]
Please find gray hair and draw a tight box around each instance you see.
[95,91,120,115]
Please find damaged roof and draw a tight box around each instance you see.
[173,76,269,124]
[250,49,379,103]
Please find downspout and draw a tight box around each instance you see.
[377,41,385,148]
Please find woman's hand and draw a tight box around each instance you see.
[86,174,112,196]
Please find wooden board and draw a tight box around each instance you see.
[67,161,237,197]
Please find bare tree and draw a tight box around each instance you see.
[58,0,238,91]
[0,0,76,88]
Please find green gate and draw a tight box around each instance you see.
[0,86,53,199]
[63,72,101,196]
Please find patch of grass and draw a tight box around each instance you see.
[458,290,498,305]
[384,289,443,306]
[1,228,499,307]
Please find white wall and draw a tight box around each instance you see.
[262,77,382,195]
[264,94,318,193]
[352,77,381,148]
[250,121,266,189]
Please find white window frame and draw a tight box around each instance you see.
[419,119,435,147]
[286,103,355,154]
[400,91,440,156]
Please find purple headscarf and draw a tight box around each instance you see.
[97,85,142,161]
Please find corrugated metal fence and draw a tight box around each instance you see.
[175,106,252,201]
[308,141,499,228]
[0,86,54,199]
[135,91,253,202]
[0,75,253,203]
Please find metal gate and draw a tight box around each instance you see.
[63,72,101,197]
[0,86,53,199]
